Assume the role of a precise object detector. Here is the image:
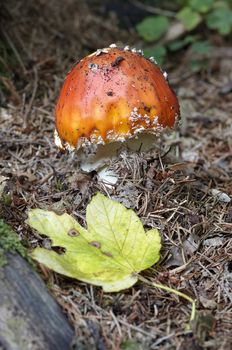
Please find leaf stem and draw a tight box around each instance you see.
[138,275,196,325]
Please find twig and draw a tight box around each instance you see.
[2,29,27,74]
[129,0,176,18]
[118,318,157,338]
[23,67,38,127]
[151,333,176,348]
[36,171,54,185]
[0,77,21,105]
[110,310,122,337]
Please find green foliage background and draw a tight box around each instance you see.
[135,0,232,66]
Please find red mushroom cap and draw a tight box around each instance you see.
[55,46,180,150]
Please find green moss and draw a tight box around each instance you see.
[0,219,27,267]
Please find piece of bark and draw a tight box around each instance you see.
[0,253,74,350]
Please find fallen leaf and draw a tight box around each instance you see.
[203,236,223,247]
[211,189,231,203]
[68,172,91,193]
[164,246,184,268]
[165,233,200,269]
[199,295,217,310]
[27,193,161,292]
[183,233,200,255]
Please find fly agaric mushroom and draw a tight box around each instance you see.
[55,44,180,183]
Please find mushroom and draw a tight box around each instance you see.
[55,44,180,183]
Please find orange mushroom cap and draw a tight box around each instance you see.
[55,45,180,150]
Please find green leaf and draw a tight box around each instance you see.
[177,7,202,30]
[189,0,214,13]
[190,59,207,72]
[206,5,232,35]
[191,40,212,54]
[28,193,161,292]
[143,45,167,65]
[136,16,169,42]
[168,35,197,51]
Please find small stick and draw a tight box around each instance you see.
[2,29,27,74]
[23,67,38,127]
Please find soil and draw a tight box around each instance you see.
[0,1,232,349]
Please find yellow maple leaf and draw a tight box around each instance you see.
[28,193,161,292]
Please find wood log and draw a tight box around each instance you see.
[0,252,74,350]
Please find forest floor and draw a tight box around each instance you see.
[1,1,232,349]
